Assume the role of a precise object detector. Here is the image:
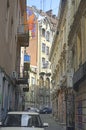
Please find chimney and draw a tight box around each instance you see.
[46,10,52,16]
[52,15,56,19]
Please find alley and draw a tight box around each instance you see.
[0,0,86,130]
[40,114,65,130]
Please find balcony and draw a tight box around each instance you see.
[16,72,29,85]
[16,64,30,85]
[46,72,51,77]
[17,24,29,47]
[39,72,45,76]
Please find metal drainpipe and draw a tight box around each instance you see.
[66,94,67,130]
[65,89,68,130]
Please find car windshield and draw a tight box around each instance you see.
[3,114,43,127]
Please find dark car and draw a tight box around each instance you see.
[25,107,40,113]
[39,107,52,114]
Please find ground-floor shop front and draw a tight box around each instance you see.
[75,80,86,130]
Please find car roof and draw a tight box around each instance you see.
[7,111,39,115]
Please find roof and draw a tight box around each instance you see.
[8,111,39,115]
[27,6,58,31]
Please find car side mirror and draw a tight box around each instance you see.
[43,123,48,127]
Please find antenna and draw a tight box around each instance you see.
[50,0,52,10]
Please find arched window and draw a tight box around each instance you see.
[46,78,50,88]
[77,26,82,68]
[39,76,44,87]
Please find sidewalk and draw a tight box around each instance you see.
[52,115,66,130]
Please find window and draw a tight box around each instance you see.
[46,46,49,55]
[46,78,50,88]
[77,27,82,67]
[3,114,43,127]
[42,58,45,68]
[46,31,50,41]
[31,77,35,85]
[45,61,49,68]
[39,76,44,86]
[42,43,45,53]
[42,28,45,37]
[42,58,49,68]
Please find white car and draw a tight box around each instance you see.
[0,111,48,130]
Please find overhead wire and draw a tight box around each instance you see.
[40,0,46,12]
[50,0,52,10]
[43,0,46,12]
[40,0,42,10]
[43,0,44,11]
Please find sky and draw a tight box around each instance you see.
[26,0,60,16]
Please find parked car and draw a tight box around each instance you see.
[0,111,48,130]
[25,107,40,113]
[39,107,52,114]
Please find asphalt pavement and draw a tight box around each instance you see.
[40,114,65,130]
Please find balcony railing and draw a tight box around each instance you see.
[16,65,29,85]
[17,24,29,47]
[16,71,29,85]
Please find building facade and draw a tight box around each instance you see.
[50,0,86,130]
[37,9,57,109]
[68,0,86,130]
[0,0,29,121]
[25,7,57,109]
[49,0,75,130]
[24,6,38,108]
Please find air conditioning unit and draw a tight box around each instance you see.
[11,71,18,79]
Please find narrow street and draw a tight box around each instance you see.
[40,114,65,130]
[0,0,86,130]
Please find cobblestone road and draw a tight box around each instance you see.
[40,114,65,130]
